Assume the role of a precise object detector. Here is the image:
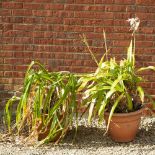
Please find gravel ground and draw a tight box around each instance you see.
[0,116,154,155]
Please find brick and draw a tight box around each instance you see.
[0,91,14,99]
[114,0,135,5]
[43,17,63,24]
[4,30,32,37]
[53,25,64,32]
[12,78,23,85]
[95,0,114,4]
[136,34,145,40]
[13,52,33,58]
[65,5,86,11]
[0,65,13,71]
[140,27,154,34]
[84,19,114,26]
[33,0,53,2]
[23,3,43,9]
[24,52,33,58]
[136,0,155,5]
[136,13,155,20]
[53,11,74,18]
[44,32,55,38]
[0,58,3,64]
[95,26,113,33]
[64,18,84,25]
[0,78,12,84]
[3,45,24,51]
[105,5,127,12]
[33,38,53,45]
[12,10,32,16]
[71,66,94,73]
[14,37,33,44]
[135,55,153,62]
[0,72,4,77]
[145,35,154,41]
[34,52,51,59]
[53,39,73,45]
[14,52,24,58]
[136,41,153,47]
[16,0,33,2]
[2,2,23,9]
[126,6,136,12]
[0,10,12,16]
[0,51,13,57]
[86,6,105,11]
[2,17,23,23]
[2,17,10,23]
[74,12,113,19]
[114,20,129,26]
[54,0,74,3]
[14,24,33,31]
[113,40,129,47]
[114,27,130,33]
[140,82,151,88]
[65,4,105,12]
[13,72,25,78]
[23,17,43,24]
[114,13,133,19]
[136,6,155,13]
[34,25,53,31]
[64,25,94,32]
[75,0,94,4]
[2,37,14,44]
[24,45,35,51]
[33,31,45,38]
[23,59,33,64]
[33,10,53,17]
[44,4,64,10]
[14,65,28,71]
[2,24,13,31]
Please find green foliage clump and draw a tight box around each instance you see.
[4,61,79,145]
[78,29,155,131]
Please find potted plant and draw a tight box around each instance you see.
[4,61,79,145]
[79,17,155,142]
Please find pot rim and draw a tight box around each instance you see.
[104,107,144,117]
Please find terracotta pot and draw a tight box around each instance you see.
[104,108,143,142]
[37,114,63,142]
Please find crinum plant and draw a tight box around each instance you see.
[4,61,79,145]
[79,17,155,130]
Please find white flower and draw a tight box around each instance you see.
[127,17,140,31]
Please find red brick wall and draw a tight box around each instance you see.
[0,0,155,104]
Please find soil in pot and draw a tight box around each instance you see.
[104,108,143,142]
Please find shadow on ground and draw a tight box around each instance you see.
[56,119,155,149]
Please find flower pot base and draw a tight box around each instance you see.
[104,108,143,142]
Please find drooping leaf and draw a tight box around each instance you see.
[137,66,155,72]
[126,93,133,111]
[4,96,20,133]
[106,93,124,133]
[137,86,144,103]
[88,99,95,123]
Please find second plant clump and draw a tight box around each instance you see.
[79,17,155,130]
